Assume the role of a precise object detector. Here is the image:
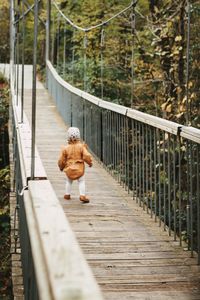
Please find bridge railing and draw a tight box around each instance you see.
[10,71,103,299]
[47,60,200,264]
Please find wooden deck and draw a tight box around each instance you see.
[23,73,200,299]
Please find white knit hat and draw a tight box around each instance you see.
[67,127,80,141]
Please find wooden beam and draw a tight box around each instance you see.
[28,180,103,300]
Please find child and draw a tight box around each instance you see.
[58,127,92,203]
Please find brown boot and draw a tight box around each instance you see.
[64,194,71,200]
[80,195,90,203]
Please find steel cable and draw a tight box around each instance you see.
[52,0,137,32]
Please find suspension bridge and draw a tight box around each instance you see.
[6,0,200,299]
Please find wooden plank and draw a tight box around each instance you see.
[181,126,200,144]
[22,70,200,300]
[87,257,198,267]
[104,292,200,300]
[99,100,127,115]
[127,108,181,135]
[23,190,53,300]
[28,180,103,300]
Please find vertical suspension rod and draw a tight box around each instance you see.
[83,32,87,91]
[71,28,75,84]
[10,0,15,88]
[46,0,51,88]
[131,2,136,108]
[185,0,191,125]
[63,22,66,77]
[21,0,25,123]
[46,0,51,62]
[16,0,20,106]
[31,0,39,180]
[100,27,105,99]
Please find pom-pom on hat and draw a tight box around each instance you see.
[67,127,80,141]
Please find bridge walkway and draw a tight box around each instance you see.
[22,68,200,300]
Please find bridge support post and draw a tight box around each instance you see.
[46,0,51,62]
[10,0,15,86]
[31,0,39,180]
[45,0,51,89]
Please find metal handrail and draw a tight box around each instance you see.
[181,126,200,144]
[47,60,200,265]
[46,60,196,136]
[127,109,181,135]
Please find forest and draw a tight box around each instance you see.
[0,0,199,297]
[0,73,11,297]
[48,0,200,129]
[0,0,199,127]
[0,1,11,298]
[2,0,198,128]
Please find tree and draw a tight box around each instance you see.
[0,0,10,63]
[17,0,199,128]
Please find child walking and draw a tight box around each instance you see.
[58,127,92,203]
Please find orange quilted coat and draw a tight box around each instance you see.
[58,141,92,180]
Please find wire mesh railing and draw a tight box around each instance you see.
[47,60,200,264]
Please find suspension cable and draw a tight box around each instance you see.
[83,32,87,91]
[21,0,25,123]
[52,0,137,32]
[14,0,45,26]
[71,28,75,84]
[16,0,20,106]
[185,0,191,126]
[56,13,61,67]
[14,1,35,25]
[131,5,136,108]
[31,0,39,180]
[63,21,67,77]
[51,14,55,63]
[100,27,105,99]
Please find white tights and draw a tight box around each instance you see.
[65,175,86,196]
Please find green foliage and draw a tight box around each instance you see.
[0,77,9,168]
[0,1,10,63]
[0,71,7,84]
[3,0,198,125]
[0,167,10,204]
[49,0,199,128]
[0,78,12,298]
[0,195,12,298]
[1,0,199,126]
